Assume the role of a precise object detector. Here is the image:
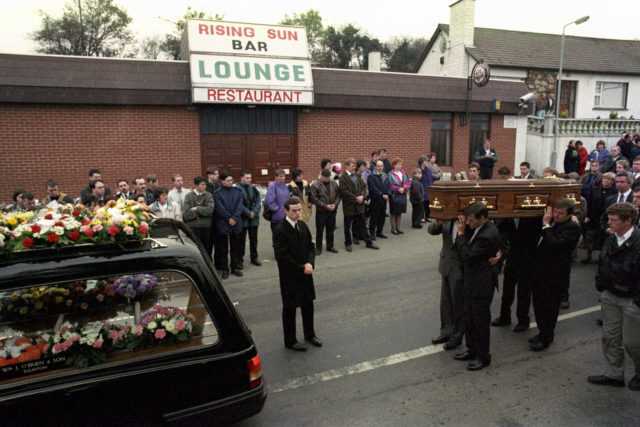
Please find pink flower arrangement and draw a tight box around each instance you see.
[154,329,166,339]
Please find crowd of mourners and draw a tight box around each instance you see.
[3,135,640,385]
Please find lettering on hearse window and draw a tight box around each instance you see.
[0,271,218,385]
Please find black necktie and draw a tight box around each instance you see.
[618,193,624,203]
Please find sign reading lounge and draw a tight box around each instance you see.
[183,20,313,105]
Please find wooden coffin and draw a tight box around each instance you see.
[428,178,581,219]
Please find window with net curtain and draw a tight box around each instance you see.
[594,82,628,109]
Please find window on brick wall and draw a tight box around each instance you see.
[468,114,490,164]
[431,113,452,166]
[200,106,295,134]
[594,82,628,109]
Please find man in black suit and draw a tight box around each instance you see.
[428,219,465,350]
[273,197,322,351]
[492,217,541,332]
[473,139,499,179]
[602,172,635,233]
[516,162,537,179]
[453,202,501,370]
[529,199,581,351]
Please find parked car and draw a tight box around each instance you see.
[0,219,266,425]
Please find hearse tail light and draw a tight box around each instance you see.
[248,354,262,388]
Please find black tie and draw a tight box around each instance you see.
[618,193,624,203]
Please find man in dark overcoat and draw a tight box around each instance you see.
[273,197,322,351]
[453,202,501,371]
[529,199,581,351]
[339,158,379,252]
[213,171,244,279]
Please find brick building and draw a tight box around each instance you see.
[0,53,528,203]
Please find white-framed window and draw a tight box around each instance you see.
[594,82,628,108]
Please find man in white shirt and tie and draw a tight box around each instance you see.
[168,174,191,212]
[632,157,640,181]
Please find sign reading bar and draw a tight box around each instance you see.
[185,20,309,59]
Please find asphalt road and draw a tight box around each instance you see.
[221,211,640,426]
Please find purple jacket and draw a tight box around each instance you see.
[420,165,433,201]
[265,181,289,222]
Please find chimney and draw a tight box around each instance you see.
[368,51,381,72]
[449,0,475,47]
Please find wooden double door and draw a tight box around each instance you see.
[201,134,295,186]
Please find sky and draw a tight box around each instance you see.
[0,0,638,55]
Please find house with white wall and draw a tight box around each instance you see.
[415,0,640,172]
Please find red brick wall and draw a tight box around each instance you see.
[296,109,516,179]
[297,108,431,177]
[0,104,201,204]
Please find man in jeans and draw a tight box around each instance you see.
[310,169,341,255]
[588,203,640,391]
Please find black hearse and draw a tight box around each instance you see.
[0,219,265,425]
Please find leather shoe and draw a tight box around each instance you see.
[305,337,322,347]
[366,243,379,249]
[221,270,229,279]
[529,338,550,351]
[376,233,388,239]
[467,358,490,371]
[327,248,338,253]
[315,249,322,256]
[345,245,352,252]
[443,339,462,351]
[231,270,243,277]
[454,351,474,361]
[251,259,262,266]
[587,375,625,387]
[491,317,511,327]
[628,375,640,391]
[286,342,308,352]
[513,323,529,333]
[431,335,450,345]
[353,237,360,245]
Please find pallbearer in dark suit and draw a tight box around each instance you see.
[453,202,501,371]
[273,197,322,352]
[529,199,581,351]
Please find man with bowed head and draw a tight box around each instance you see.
[453,202,501,371]
[273,197,322,352]
[182,176,214,258]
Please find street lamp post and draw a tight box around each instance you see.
[551,15,589,169]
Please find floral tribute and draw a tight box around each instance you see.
[128,305,202,350]
[113,274,157,301]
[0,200,151,254]
[0,335,50,367]
[0,280,118,321]
[44,306,201,369]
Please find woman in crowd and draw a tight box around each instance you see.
[563,140,579,174]
[388,157,410,235]
[575,140,588,175]
[150,186,182,220]
[581,171,616,263]
[419,156,434,222]
[427,153,442,181]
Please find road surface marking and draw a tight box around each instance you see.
[269,304,601,393]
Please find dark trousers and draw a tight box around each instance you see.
[411,201,424,226]
[440,274,465,342]
[531,280,561,343]
[190,226,213,259]
[213,233,243,272]
[423,200,431,220]
[463,293,493,362]
[315,210,336,251]
[479,167,493,180]
[240,226,259,262]
[369,199,386,236]
[499,263,532,325]
[344,213,371,246]
[282,300,315,347]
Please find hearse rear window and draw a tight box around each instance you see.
[0,271,219,386]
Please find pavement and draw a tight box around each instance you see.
[220,209,640,426]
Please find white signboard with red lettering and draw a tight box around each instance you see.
[184,20,309,59]
[184,20,313,105]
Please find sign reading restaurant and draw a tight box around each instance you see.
[182,20,314,105]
